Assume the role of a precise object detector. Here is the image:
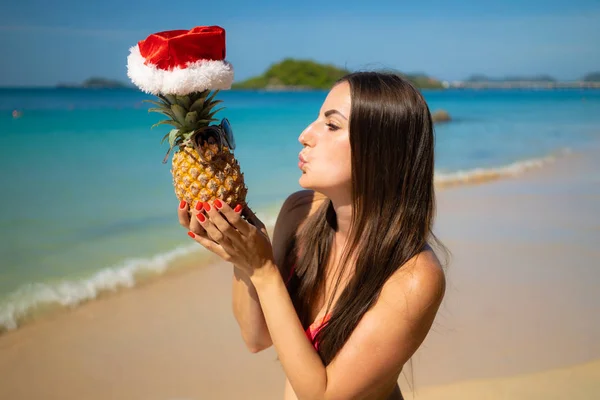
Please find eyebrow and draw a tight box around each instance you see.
[324,109,348,120]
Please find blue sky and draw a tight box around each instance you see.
[1,0,599,86]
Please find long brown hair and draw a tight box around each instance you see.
[284,71,444,366]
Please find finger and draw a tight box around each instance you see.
[202,201,244,246]
[177,200,191,228]
[187,231,233,263]
[195,203,227,243]
[189,215,238,257]
[212,200,252,236]
[189,201,208,235]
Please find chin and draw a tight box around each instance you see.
[298,174,311,189]
[299,172,322,191]
[299,177,326,193]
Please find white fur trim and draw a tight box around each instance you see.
[126,45,234,95]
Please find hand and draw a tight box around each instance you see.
[177,200,275,278]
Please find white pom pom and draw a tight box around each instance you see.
[126,45,234,95]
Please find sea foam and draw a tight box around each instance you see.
[435,149,571,187]
[0,244,201,332]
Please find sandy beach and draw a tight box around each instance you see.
[0,149,599,399]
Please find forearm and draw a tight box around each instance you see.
[251,262,328,400]
[232,266,272,352]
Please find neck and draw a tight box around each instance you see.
[330,198,352,241]
[327,194,355,285]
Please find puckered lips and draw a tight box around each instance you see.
[298,153,308,170]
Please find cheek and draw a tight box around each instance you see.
[315,144,352,183]
[331,151,352,181]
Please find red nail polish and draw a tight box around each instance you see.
[234,204,242,213]
[187,231,195,238]
[197,213,206,222]
[195,202,203,211]
[179,200,186,209]
[214,199,222,209]
[203,202,211,212]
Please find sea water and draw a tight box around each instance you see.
[1,87,599,331]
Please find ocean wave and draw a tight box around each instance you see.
[0,151,571,333]
[0,244,202,333]
[434,149,571,187]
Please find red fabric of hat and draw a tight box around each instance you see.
[138,26,226,70]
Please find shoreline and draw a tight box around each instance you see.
[0,148,572,334]
[0,147,599,399]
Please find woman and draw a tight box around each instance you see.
[179,72,447,400]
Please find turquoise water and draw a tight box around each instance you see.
[1,87,599,330]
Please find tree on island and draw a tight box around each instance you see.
[232,58,350,90]
[232,58,445,90]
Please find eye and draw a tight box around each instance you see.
[326,123,340,131]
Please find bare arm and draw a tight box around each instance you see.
[232,265,272,352]
[231,190,318,352]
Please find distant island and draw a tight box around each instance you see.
[232,58,446,90]
[466,74,557,83]
[56,68,600,91]
[583,72,600,82]
[56,77,131,89]
[449,72,600,89]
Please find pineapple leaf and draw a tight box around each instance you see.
[184,111,198,126]
[182,131,195,141]
[197,119,217,125]
[160,132,170,144]
[206,99,223,108]
[147,108,175,119]
[197,108,212,118]
[170,104,187,125]
[168,128,180,148]
[176,95,192,109]
[189,95,209,113]
[148,107,172,115]
[152,120,180,129]
[207,107,225,119]
[189,101,203,114]
[143,99,169,108]
[204,101,223,113]
[206,90,220,104]
[165,94,178,104]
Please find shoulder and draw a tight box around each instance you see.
[339,246,446,363]
[275,190,326,233]
[379,245,446,322]
[322,246,446,397]
[271,190,327,269]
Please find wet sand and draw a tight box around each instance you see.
[0,150,599,399]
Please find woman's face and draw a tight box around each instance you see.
[298,82,352,195]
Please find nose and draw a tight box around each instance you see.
[298,123,315,146]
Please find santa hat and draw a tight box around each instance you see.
[127,26,234,95]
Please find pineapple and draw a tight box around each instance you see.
[146,90,247,212]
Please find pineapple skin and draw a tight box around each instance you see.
[171,142,248,210]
